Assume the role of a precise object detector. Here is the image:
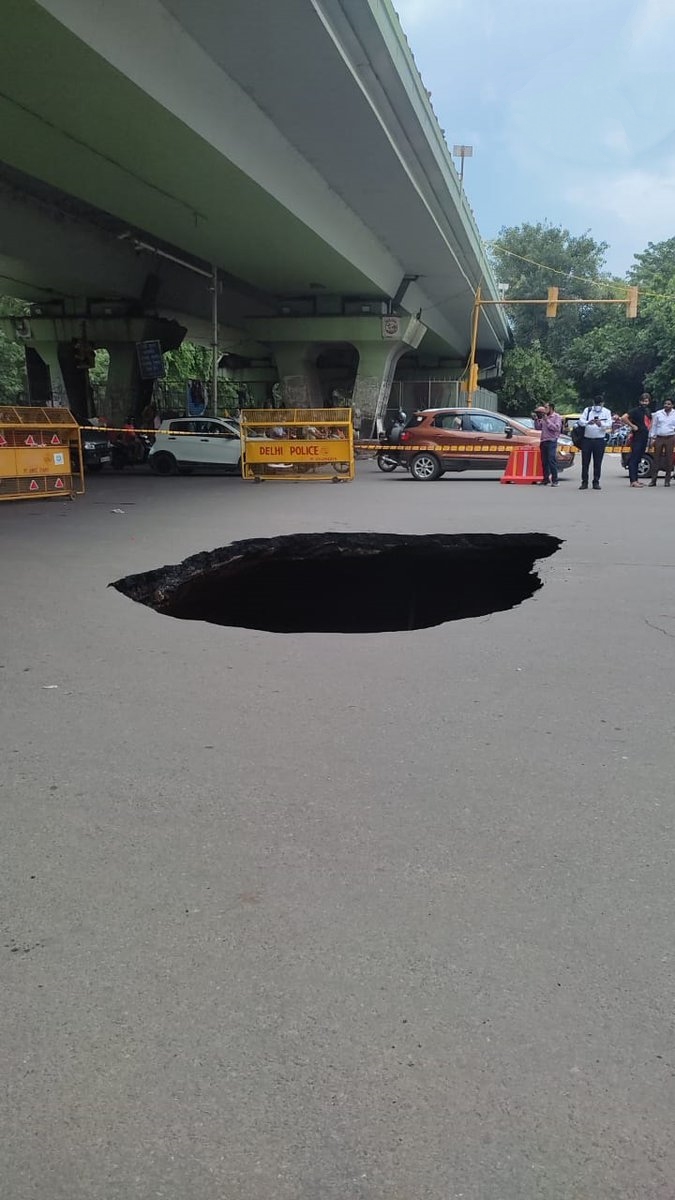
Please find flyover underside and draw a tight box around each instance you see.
[0,0,507,360]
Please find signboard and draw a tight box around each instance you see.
[245,438,351,464]
[136,340,165,381]
[381,316,401,339]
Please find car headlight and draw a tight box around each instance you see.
[84,441,96,450]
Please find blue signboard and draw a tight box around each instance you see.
[136,340,165,381]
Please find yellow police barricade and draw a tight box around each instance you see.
[241,408,354,481]
[0,406,84,502]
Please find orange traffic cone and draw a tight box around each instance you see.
[500,444,544,484]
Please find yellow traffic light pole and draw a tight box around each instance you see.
[463,286,639,406]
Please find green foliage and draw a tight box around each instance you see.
[629,238,675,291]
[90,348,110,388]
[490,223,675,411]
[490,222,609,361]
[562,315,655,409]
[163,340,212,386]
[498,344,576,415]
[0,296,28,403]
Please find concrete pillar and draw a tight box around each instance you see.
[271,343,321,407]
[25,342,68,405]
[352,341,408,435]
[104,343,153,428]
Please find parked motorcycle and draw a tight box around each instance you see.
[110,429,153,470]
[376,449,406,473]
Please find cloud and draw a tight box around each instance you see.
[567,159,675,267]
[602,121,631,156]
[630,0,675,42]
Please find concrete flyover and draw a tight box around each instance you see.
[0,0,509,421]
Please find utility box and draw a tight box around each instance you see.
[0,407,84,501]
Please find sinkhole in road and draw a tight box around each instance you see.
[112,532,561,634]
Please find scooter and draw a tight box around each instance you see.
[376,419,407,473]
[376,448,406,473]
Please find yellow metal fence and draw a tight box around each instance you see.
[241,408,354,481]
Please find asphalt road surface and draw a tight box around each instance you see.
[2,458,674,1200]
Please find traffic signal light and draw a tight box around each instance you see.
[546,287,559,318]
[626,286,638,319]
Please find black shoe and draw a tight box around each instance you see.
[649,480,657,487]
[539,480,549,486]
[666,480,671,487]
[579,483,588,490]
[592,482,601,490]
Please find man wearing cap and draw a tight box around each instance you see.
[534,402,563,486]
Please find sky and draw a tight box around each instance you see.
[394,0,675,276]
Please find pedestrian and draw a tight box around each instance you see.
[578,398,612,490]
[648,397,675,486]
[621,392,652,487]
[534,402,563,486]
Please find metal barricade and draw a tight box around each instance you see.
[241,408,354,481]
[0,407,84,501]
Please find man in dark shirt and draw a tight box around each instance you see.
[621,392,652,487]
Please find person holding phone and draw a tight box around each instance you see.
[621,392,652,487]
[578,398,612,490]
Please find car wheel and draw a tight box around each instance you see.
[87,463,102,473]
[638,455,652,479]
[150,452,177,476]
[410,452,441,481]
[376,452,398,472]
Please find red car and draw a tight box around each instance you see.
[396,407,575,481]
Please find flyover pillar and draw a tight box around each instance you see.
[105,344,152,428]
[24,340,90,422]
[25,342,68,406]
[271,343,321,407]
[244,315,426,420]
[351,316,427,434]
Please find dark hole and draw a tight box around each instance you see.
[111,532,561,634]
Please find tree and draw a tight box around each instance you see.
[561,237,675,406]
[0,296,28,403]
[629,237,675,292]
[562,316,655,409]
[498,344,576,414]
[490,222,610,361]
[163,340,211,387]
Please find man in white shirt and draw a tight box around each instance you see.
[648,397,675,486]
[578,399,613,490]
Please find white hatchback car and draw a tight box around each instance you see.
[149,417,243,475]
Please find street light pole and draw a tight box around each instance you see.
[211,265,218,416]
[452,144,473,194]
